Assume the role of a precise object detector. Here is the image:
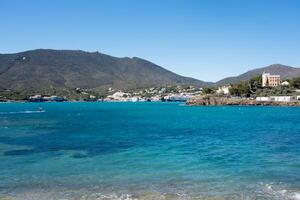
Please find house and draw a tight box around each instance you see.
[164,94,191,102]
[112,92,129,99]
[48,96,65,102]
[269,96,292,102]
[128,97,139,102]
[35,95,65,102]
[256,97,270,101]
[105,91,131,101]
[159,88,166,94]
[262,72,281,87]
[89,95,96,99]
[281,81,290,86]
[217,85,231,95]
[150,96,161,102]
[29,95,44,102]
[256,96,293,102]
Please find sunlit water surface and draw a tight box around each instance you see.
[0,102,300,200]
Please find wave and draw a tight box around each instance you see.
[2,182,300,200]
[259,183,300,200]
[5,189,300,200]
[0,110,45,115]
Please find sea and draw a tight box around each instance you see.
[0,102,299,200]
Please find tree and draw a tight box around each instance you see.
[249,76,262,92]
[291,77,300,89]
[202,87,214,94]
[229,81,251,97]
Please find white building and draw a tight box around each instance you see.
[128,97,139,102]
[164,94,191,102]
[89,95,96,99]
[29,95,44,102]
[262,72,281,87]
[281,81,290,86]
[269,96,292,102]
[256,96,293,102]
[112,92,128,99]
[159,88,166,94]
[150,96,161,102]
[256,97,270,101]
[217,85,231,95]
[43,96,65,102]
[105,91,131,101]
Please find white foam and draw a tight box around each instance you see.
[9,190,141,200]
[262,183,300,200]
[293,192,300,200]
[0,110,45,115]
[279,189,287,195]
[23,110,45,113]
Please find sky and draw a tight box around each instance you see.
[0,0,300,82]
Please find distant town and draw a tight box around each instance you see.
[1,72,300,105]
[5,85,202,103]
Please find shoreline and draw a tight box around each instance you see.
[2,98,300,107]
[2,185,300,200]
[187,96,300,106]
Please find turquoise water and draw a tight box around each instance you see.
[0,102,300,200]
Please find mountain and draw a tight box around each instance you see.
[0,49,210,91]
[1,50,299,92]
[216,64,300,85]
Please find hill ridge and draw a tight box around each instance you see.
[216,64,300,85]
[0,49,208,91]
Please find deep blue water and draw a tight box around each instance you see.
[0,102,300,200]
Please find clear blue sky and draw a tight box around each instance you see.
[1,0,300,81]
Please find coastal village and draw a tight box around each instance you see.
[23,85,202,102]
[1,72,300,105]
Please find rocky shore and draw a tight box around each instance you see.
[187,96,300,106]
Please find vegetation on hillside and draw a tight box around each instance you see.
[290,77,300,89]
[202,87,216,95]
[228,76,300,97]
[0,49,208,92]
[217,64,300,85]
[199,76,300,98]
